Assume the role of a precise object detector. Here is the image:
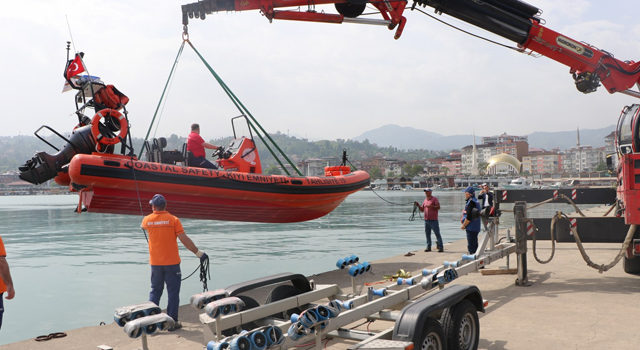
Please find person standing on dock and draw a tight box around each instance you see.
[461,186,482,254]
[477,183,494,231]
[187,123,223,169]
[0,235,15,331]
[141,194,208,331]
[415,188,444,252]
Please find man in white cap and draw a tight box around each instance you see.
[141,194,208,331]
[414,188,444,252]
[477,183,494,231]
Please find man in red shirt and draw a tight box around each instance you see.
[187,123,223,169]
[141,194,208,331]
[0,235,15,331]
[414,188,444,252]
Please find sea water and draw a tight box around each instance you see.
[0,190,589,344]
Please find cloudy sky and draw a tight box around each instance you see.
[1,0,638,142]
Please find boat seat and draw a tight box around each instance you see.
[182,143,193,167]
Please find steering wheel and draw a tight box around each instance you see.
[213,147,225,159]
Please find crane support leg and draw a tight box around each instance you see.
[514,201,531,286]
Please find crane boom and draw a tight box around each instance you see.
[182,0,640,97]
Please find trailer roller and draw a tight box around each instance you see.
[229,334,251,350]
[207,340,231,350]
[335,300,353,310]
[247,330,267,350]
[325,300,342,317]
[444,260,460,268]
[262,326,284,346]
[204,296,245,318]
[191,289,229,310]
[372,288,387,297]
[397,277,417,286]
[287,322,306,341]
[114,302,162,327]
[122,313,174,338]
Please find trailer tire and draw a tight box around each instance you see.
[265,285,304,319]
[222,295,260,336]
[623,256,640,275]
[440,300,479,350]
[417,318,447,350]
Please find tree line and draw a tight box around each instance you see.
[0,133,442,174]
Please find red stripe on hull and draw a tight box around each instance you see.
[85,188,346,223]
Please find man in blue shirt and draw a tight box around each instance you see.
[461,186,481,255]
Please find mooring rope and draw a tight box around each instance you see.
[531,211,637,273]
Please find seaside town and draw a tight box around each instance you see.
[1,130,615,196]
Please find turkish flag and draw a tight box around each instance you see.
[66,54,85,79]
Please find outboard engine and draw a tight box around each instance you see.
[19,125,97,185]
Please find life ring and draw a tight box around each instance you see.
[91,109,128,145]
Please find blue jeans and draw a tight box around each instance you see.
[466,230,480,255]
[0,292,4,330]
[150,264,182,322]
[425,220,443,249]
[192,156,218,169]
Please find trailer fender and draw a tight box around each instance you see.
[224,272,311,296]
[392,285,484,345]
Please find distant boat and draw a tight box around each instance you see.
[549,180,574,189]
[502,177,531,189]
[403,185,414,191]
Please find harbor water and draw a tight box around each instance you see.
[0,190,593,344]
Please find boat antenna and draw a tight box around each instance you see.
[65,15,77,54]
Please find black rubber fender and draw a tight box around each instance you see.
[225,272,311,296]
[392,285,484,346]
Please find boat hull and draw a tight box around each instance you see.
[69,154,370,223]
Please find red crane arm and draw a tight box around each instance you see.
[522,21,640,96]
[181,0,640,96]
[182,0,409,39]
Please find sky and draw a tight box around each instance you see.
[1,0,639,143]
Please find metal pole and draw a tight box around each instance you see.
[514,201,532,286]
[141,334,149,350]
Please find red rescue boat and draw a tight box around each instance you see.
[66,151,369,223]
[18,56,370,222]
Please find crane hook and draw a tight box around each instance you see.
[182,25,189,41]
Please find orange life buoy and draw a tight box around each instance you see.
[91,109,128,145]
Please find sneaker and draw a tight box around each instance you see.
[424,247,431,252]
[169,321,182,331]
[437,247,444,253]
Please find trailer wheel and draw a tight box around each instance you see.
[440,300,479,350]
[623,256,640,275]
[265,284,304,319]
[222,295,260,336]
[417,318,447,350]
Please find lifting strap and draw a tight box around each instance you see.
[141,37,302,176]
[184,39,301,176]
[139,41,186,159]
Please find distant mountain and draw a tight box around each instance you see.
[351,124,615,151]
[527,127,614,150]
[352,124,480,151]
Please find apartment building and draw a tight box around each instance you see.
[522,152,563,174]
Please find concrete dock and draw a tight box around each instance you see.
[5,226,639,350]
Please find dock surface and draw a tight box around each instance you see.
[5,209,639,350]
